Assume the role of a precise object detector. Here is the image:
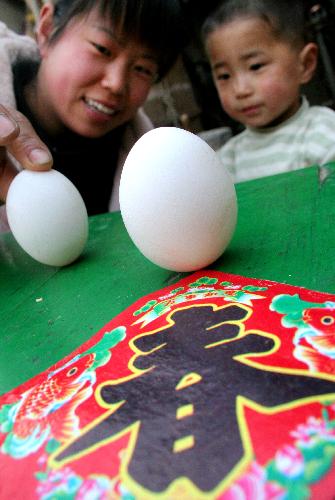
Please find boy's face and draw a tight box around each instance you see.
[35,5,159,137]
[206,17,310,129]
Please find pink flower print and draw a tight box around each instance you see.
[76,477,110,500]
[275,445,304,478]
[219,462,284,499]
[36,467,78,497]
[291,416,335,447]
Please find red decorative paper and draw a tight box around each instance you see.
[0,271,335,499]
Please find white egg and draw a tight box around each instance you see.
[6,169,88,266]
[119,127,237,272]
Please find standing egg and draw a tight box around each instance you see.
[119,127,237,271]
[6,169,88,266]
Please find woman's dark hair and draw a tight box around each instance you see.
[202,0,312,47]
[49,0,188,80]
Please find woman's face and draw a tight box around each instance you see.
[34,5,158,137]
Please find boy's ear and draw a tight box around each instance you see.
[36,2,55,57]
[299,42,318,84]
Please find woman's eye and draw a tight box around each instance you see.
[135,65,151,76]
[92,42,111,57]
[134,64,157,81]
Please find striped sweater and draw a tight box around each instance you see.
[218,97,335,183]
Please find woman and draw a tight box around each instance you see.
[0,0,186,227]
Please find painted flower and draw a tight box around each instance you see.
[36,467,81,498]
[76,477,111,500]
[291,416,335,447]
[219,462,284,499]
[275,444,304,478]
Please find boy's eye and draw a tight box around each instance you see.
[92,42,111,57]
[250,62,264,71]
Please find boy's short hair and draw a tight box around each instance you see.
[49,0,188,80]
[202,0,311,47]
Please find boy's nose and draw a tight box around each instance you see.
[233,75,252,98]
[101,59,128,95]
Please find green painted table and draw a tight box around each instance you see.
[1,164,335,395]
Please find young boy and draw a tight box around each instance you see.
[202,0,335,183]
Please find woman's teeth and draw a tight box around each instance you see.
[85,98,116,115]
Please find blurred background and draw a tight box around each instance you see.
[2,0,335,150]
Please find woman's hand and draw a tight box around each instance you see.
[0,104,53,202]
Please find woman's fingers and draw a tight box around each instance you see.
[0,110,19,140]
[0,104,53,201]
[0,104,53,171]
[0,147,19,201]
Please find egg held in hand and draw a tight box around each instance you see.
[6,169,88,266]
[119,127,237,272]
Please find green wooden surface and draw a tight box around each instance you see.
[1,164,335,394]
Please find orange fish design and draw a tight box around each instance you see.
[294,345,335,375]
[294,307,335,373]
[303,307,335,334]
[13,353,94,440]
[302,307,335,356]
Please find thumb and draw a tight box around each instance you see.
[0,147,19,201]
[0,105,53,171]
